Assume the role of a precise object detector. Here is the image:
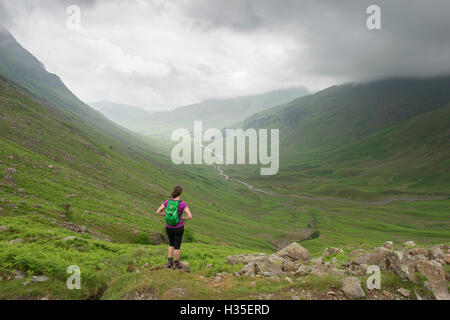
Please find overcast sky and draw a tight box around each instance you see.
[1,0,450,110]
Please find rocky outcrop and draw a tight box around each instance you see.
[416,260,450,300]
[385,250,418,282]
[229,241,449,300]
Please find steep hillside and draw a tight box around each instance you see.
[227,77,450,198]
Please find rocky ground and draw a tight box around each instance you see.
[223,241,450,300]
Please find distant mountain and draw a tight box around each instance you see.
[139,87,309,134]
[231,76,450,196]
[90,101,157,132]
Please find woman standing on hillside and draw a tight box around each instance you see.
[155,185,192,269]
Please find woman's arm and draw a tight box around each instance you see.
[183,206,193,221]
[155,203,166,216]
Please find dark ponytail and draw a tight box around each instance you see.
[171,185,183,198]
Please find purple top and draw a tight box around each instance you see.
[163,199,187,228]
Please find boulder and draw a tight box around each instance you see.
[274,242,310,262]
[227,253,267,265]
[239,256,283,277]
[340,277,365,299]
[79,226,88,233]
[429,245,445,261]
[267,254,284,265]
[445,254,450,265]
[367,247,390,269]
[383,241,394,249]
[311,257,323,266]
[0,225,9,232]
[63,236,76,242]
[403,241,416,247]
[416,260,450,300]
[240,262,258,276]
[385,250,418,282]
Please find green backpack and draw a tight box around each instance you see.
[165,200,182,226]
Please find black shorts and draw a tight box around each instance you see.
[166,226,184,250]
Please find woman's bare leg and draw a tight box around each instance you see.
[168,246,174,258]
[174,249,180,261]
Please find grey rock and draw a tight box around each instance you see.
[429,245,445,260]
[383,241,394,249]
[403,241,416,247]
[341,277,365,299]
[416,260,450,300]
[397,288,410,298]
[274,242,310,262]
[385,250,418,282]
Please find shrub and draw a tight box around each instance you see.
[136,232,152,245]
[183,229,197,243]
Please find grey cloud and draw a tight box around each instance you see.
[183,0,450,82]
[1,0,449,110]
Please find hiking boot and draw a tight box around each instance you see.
[165,258,173,269]
[173,260,183,270]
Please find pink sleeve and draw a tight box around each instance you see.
[181,201,188,210]
[163,200,168,207]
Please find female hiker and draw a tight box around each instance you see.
[155,185,192,269]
